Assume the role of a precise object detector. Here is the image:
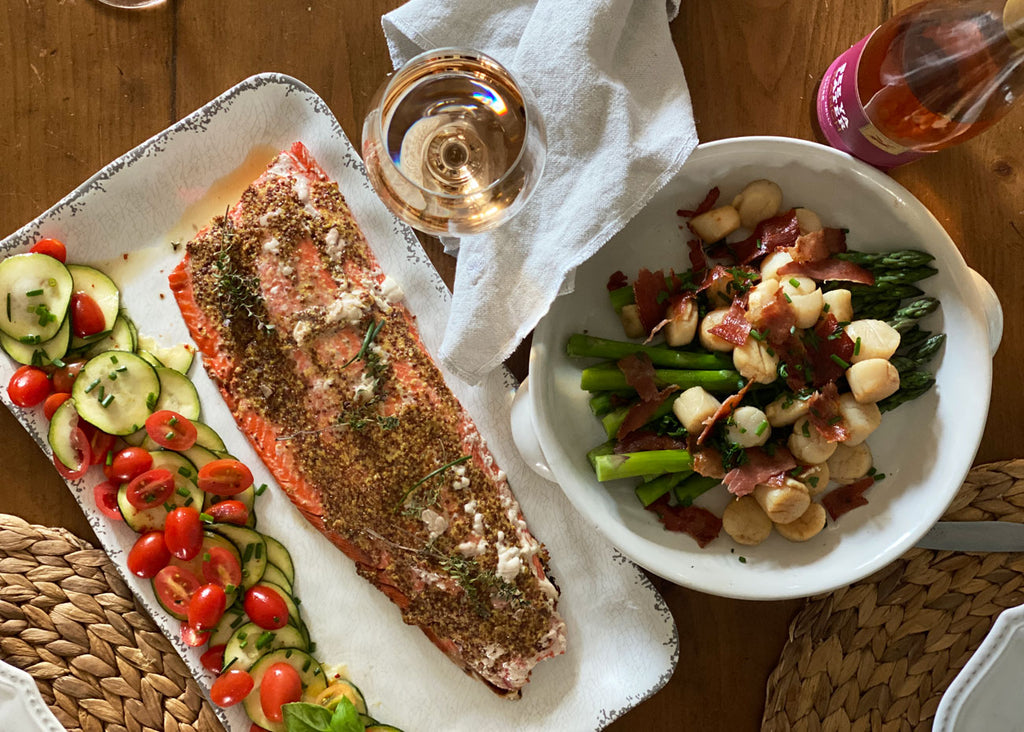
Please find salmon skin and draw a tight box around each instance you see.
[169,143,566,697]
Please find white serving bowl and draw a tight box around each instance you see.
[512,136,1001,600]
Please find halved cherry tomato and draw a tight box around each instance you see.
[260,662,302,722]
[7,365,51,408]
[207,499,249,526]
[92,480,122,521]
[249,725,271,732]
[188,583,227,633]
[43,392,72,420]
[197,459,253,497]
[181,622,211,648]
[202,546,243,590]
[124,468,175,510]
[243,585,289,630]
[83,425,116,466]
[51,360,85,394]
[210,668,254,708]
[153,564,201,618]
[145,410,197,451]
[70,291,106,339]
[53,426,91,480]
[200,644,226,675]
[165,506,203,560]
[105,446,153,483]
[127,531,171,578]
[30,238,67,262]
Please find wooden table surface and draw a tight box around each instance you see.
[1,1,1021,730]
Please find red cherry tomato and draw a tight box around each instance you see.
[181,622,208,647]
[210,668,254,708]
[52,426,91,480]
[197,459,253,497]
[164,506,204,560]
[105,446,153,483]
[259,662,302,722]
[70,291,106,339]
[7,365,51,408]
[30,238,67,262]
[243,585,289,630]
[92,480,122,521]
[200,644,226,675]
[51,360,85,394]
[202,546,243,590]
[153,564,202,619]
[126,531,171,578]
[84,426,116,466]
[145,410,198,451]
[207,499,249,526]
[43,392,72,420]
[249,725,272,732]
[188,583,227,632]
[124,468,175,510]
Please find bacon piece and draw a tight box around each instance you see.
[806,314,856,388]
[677,186,720,218]
[806,383,849,442]
[778,257,874,285]
[822,476,875,520]
[697,264,732,293]
[726,210,801,265]
[721,446,798,497]
[708,299,751,346]
[687,239,708,273]
[790,228,847,262]
[615,430,687,454]
[617,354,659,401]
[757,288,798,343]
[633,268,670,334]
[646,496,722,548]
[696,381,754,445]
[607,270,629,291]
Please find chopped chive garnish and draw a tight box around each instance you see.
[242,543,255,563]
[178,467,191,478]
[51,357,65,368]
[828,415,843,425]
[801,421,811,437]
[184,496,194,506]
[108,372,118,381]
[830,354,851,369]
[788,277,801,288]
[105,451,114,466]
[225,583,237,594]
[168,415,178,426]
[5,293,10,321]
[165,431,175,440]
[255,483,268,496]
[110,355,118,364]
[285,649,293,659]
[822,302,831,312]
[203,552,211,562]
[874,473,886,481]
[97,385,106,401]
[783,292,792,303]
[25,289,43,297]
[230,614,245,629]
[854,337,862,356]
[254,543,263,559]
[309,641,317,654]
[200,512,214,523]
[739,556,747,563]
[256,631,273,650]
[173,485,189,497]
[749,329,764,341]
[163,501,174,511]
[808,476,819,487]
[84,378,101,393]
[755,420,769,436]
[238,639,248,649]
[116,365,128,372]
[146,393,157,410]
[302,659,311,672]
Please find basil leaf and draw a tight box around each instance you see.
[282,702,333,732]
[329,698,364,732]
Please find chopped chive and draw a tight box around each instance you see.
[230,614,245,629]
[238,639,248,649]
[146,393,157,410]
[51,357,65,368]
[116,365,128,372]
[177,467,191,478]
[788,277,801,288]
[30,350,44,367]
[801,421,811,438]
[254,543,263,559]
[225,583,237,594]
[97,385,106,401]
[285,649,293,659]
[828,415,843,425]
[168,415,178,426]
[165,431,175,440]
[105,451,114,466]
[739,556,747,563]
[256,631,273,650]
[830,354,851,369]
[108,372,118,381]
[163,501,174,511]
[5,293,10,321]
[854,337,862,356]
[25,289,43,297]
[823,302,831,312]
[110,354,118,364]
[184,496,194,506]
[755,420,769,436]
[808,476,819,488]
[309,641,317,654]
[255,483,268,496]
[302,659,311,672]
[874,473,886,481]
[84,378,100,393]
[748,328,764,342]
[242,543,255,563]
[203,552,211,562]
[783,292,792,303]
[200,512,214,523]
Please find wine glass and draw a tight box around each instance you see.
[93,0,166,7]
[362,48,545,237]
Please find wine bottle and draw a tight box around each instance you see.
[816,0,1024,168]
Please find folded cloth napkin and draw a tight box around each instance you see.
[382,0,697,383]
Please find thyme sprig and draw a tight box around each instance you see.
[394,455,470,511]
[213,211,274,334]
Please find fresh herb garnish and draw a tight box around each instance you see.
[213,212,274,334]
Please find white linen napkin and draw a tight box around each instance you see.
[382,0,698,383]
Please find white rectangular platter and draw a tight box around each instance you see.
[0,74,676,731]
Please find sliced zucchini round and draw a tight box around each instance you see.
[137,350,163,369]
[118,453,202,533]
[223,621,308,673]
[72,350,159,435]
[78,312,137,359]
[243,648,327,732]
[209,605,247,649]
[208,523,267,589]
[259,564,292,595]
[66,264,120,350]
[0,252,73,343]
[203,481,257,528]
[47,398,82,470]
[192,421,227,452]
[137,333,195,374]
[263,535,294,588]
[316,679,368,715]
[153,366,200,420]
[0,315,70,366]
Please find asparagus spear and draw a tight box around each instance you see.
[886,296,940,333]
[593,450,693,482]
[902,332,946,364]
[600,395,682,438]
[635,472,690,507]
[589,391,633,417]
[673,474,722,506]
[587,440,616,470]
[834,249,935,269]
[878,370,936,413]
[567,334,733,370]
[581,363,744,393]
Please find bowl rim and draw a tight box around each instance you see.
[528,135,994,599]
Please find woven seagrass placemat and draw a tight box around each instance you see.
[0,514,225,732]
[763,459,1024,732]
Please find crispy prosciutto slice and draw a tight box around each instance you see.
[646,496,722,548]
[719,210,800,265]
[721,446,798,497]
[616,354,678,439]
[615,431,687,453]
[757,288,798,343]
[822,476,875,520]
[806,383,849,442]
[708,300,751,346]
[677,186,720,218]
[633,268,671,334]
[696,381,753,445]
[778,257,874,285]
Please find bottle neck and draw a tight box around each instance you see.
[1007,0,1024,49]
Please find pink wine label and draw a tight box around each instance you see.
[816,33,927,169]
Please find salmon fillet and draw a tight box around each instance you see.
[168,143,566,697]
